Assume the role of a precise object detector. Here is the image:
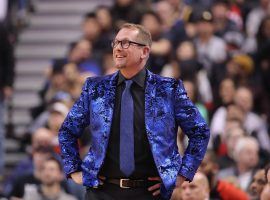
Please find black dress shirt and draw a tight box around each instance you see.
[99,69,159,179]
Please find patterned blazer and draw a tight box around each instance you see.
[59,70,210,199]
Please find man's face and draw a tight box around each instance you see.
[237,145,259,169]
[41,160,63,186]
[112,28,146,70]
[196,21,214,37]
[181,176,209,200]
[249,169,267,200]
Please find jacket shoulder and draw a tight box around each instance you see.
[85,72,117,85]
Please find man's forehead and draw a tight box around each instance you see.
[115,28,138,39]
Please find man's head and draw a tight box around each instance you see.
[82,12,101,41]
[112,23,151,72]
[233,137,259,169]
[234,87,253,113]
[196,11,214,38]
[40,157,64,186]
[224,126,246,157]
[219,78,236,105]
[181,172,210,200]
[32,146,54,173]
[140,11,162,38]
[48,102,69,133]
[249,169,267,200]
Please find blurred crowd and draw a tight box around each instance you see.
[1,0,270,199]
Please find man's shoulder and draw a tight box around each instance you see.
[85,72,117,85]
[148,71,178,84]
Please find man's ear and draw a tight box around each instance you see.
[141,46,150,59]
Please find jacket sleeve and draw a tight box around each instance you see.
[58,78,91,177]
[174,79,210,181]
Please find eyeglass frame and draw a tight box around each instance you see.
[111,39,147,49]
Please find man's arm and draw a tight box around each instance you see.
[58,79,91,179]
[174,79,210,182]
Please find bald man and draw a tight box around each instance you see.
[181,172,210,200]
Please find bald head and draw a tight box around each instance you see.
[181,172,210,200]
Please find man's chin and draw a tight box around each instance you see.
[115,64,126,69]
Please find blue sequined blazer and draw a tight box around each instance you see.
[58,70,210,199]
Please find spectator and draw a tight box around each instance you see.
[211,0,240,38]
[218,136,259,191]
[246,0,270,37]
[66,39,101,76]
[256,15,270,50]
[194,11,227,78]
[183,80,209,123]
[248,168,267,200]
[211,87,270,152]
[199,150,249,200]
[162,40,213,106]
[28,92,73,136]
[23,157,77,200]
[234,87,270,152]
[62,63,85,99]
[9,146,53,199]
[140,10,172,74]
[261,165,270,200]
[110,0,147,29]
[154,0,177,31]
[178,172,210,200]
[225,54,254,87]
[217,126,246,169]
[95,6,115,53]
[2,128,54,196]
[244,0,270,53]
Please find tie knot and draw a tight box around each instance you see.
[125,80,133,89]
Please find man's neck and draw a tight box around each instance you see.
[41,184,61,198]
[120,66,145,79]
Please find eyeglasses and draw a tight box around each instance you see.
[111,39,146,49]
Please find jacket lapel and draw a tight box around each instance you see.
[144,70,158,150]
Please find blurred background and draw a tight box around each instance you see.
[0,0,270,199]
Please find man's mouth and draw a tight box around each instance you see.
[116,55,125,58]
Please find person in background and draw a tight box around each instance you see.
[218,136,259,191]
[248,168,267,200]
[23,157,77,200]
[198,150,249,200]
[179,172,210,200]
[261,165,270,200]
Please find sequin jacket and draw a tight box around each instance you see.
[58,70,210,199]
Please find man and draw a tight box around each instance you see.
[0,22,14,176]
[180,172,210,200]
[249,169,267,200]
[261,165,270,200]
[199,150,248,200]
[218,136,259,191]
[9,147,53,199]
[23,157,76,200]
[59,23,210,200]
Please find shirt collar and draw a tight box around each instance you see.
[117,68,146,88]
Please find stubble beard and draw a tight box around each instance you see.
[115,63,126,69]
